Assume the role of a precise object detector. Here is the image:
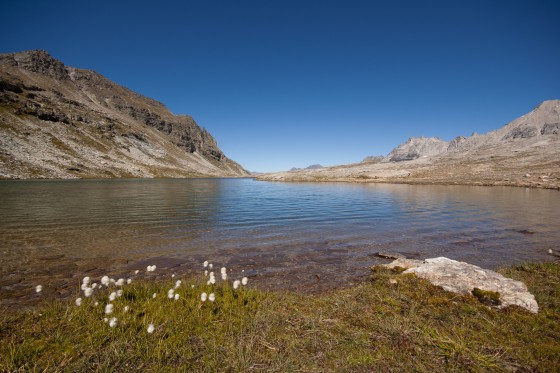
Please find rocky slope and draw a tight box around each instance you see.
[0,50,248,179]
[258,100,560,189]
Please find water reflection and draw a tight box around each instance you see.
[0,179,558,308]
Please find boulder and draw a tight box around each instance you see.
[384,257,538,313]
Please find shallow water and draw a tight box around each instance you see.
[1,178,558,307]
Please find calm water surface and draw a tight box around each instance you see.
[1,178,558,307]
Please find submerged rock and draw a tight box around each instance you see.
[384,257,538,313]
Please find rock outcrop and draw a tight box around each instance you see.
[0,50,249,179]
[384,257,539,313]
[385,137,449,162]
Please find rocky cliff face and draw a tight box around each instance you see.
[0,50,248,179]
[385,100,560,162]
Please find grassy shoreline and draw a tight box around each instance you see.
[1,263,559,372]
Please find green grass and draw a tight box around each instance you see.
[1,263,559,372]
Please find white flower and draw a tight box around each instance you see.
[134,270,139,275]
[82,276,90,285]
[124,305,129,313]
[201,292,207,302]
[203,260,209,267]
[35,285,43,293]
[152,293,157,299]
[204,270,208,276]
[109,292,117,301]
[105,303,114,315]
[92,283,97,289]
[233,280,240,289]
[75,298,82,306]
[241,277,248,286]
[84,287,93,297]
[209,263,213,269]
[209,277,216,285]
[127,278,132,284]
[174,280,181,289]
[116,290,123,297]
[115,278,125,287]
[147,324,155,334]
[110,278,116,284]
[81,283,88,291]
[103,317,108,322]
[94,301,99,306]
[101,276,110,286]
[109,317,118,328]
[167,289,175,299]
[174,293,180,300]
[209,293,215,302]
[221,267,227,274]
[171,273,175,278]
[146,265,157,272]
[191,284,195,288]
[549,249,553,254]
[221,273,227,281]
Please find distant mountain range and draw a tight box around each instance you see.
[259,100,560,189]
[0,50,248,179]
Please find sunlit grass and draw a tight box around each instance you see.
[1,262,559,371]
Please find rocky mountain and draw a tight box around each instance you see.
[258,100,560,189]
[0,50,249,179]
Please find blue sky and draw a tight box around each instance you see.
[2,1,559,172]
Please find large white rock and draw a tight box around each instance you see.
[385,257,538,313]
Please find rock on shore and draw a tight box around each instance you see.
[384,257,539,313]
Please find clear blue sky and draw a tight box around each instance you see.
[2,1,559,172]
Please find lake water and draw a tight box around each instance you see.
[1,178,559,307]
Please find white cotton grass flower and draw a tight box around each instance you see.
[203,260,209,267]
[171,273,175,278]
[92,283,97,289]
[549,249,553,254]
[191,284,195,288]
[174,280,181,289]
[152,293,157,299]
[84,287,94,297]
[127,278,132,284]
[201,292,207,302]
[103,317,108,323]
[146,265,157,272]
[81,283,88,291]
[221,267,227,274]
[147,324,155,334]
[110,278,116,284]
[174,293,180,301]
[101,276,110,286]
[124,305,129,313]
[221,273,227,281]
[35,285,43,293]
[105,303,114,315]
[233,280,241,289]
[116,290,123,297]
[209,293,215,302]
[241,277,248,286]
[115,278,125,287]
[109,317,118,328]
[167,289,175,299]
[109,292,117,301]
[209,263,213,269]
[82,276,90,284]
[204,270,208,276]
[75,298,82,306]
[94,301,99,307]
[134,270,139,275]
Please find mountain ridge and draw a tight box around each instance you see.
[258,100,560,189]
[0,50,248,179]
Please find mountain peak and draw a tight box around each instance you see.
[1,49,68,80]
